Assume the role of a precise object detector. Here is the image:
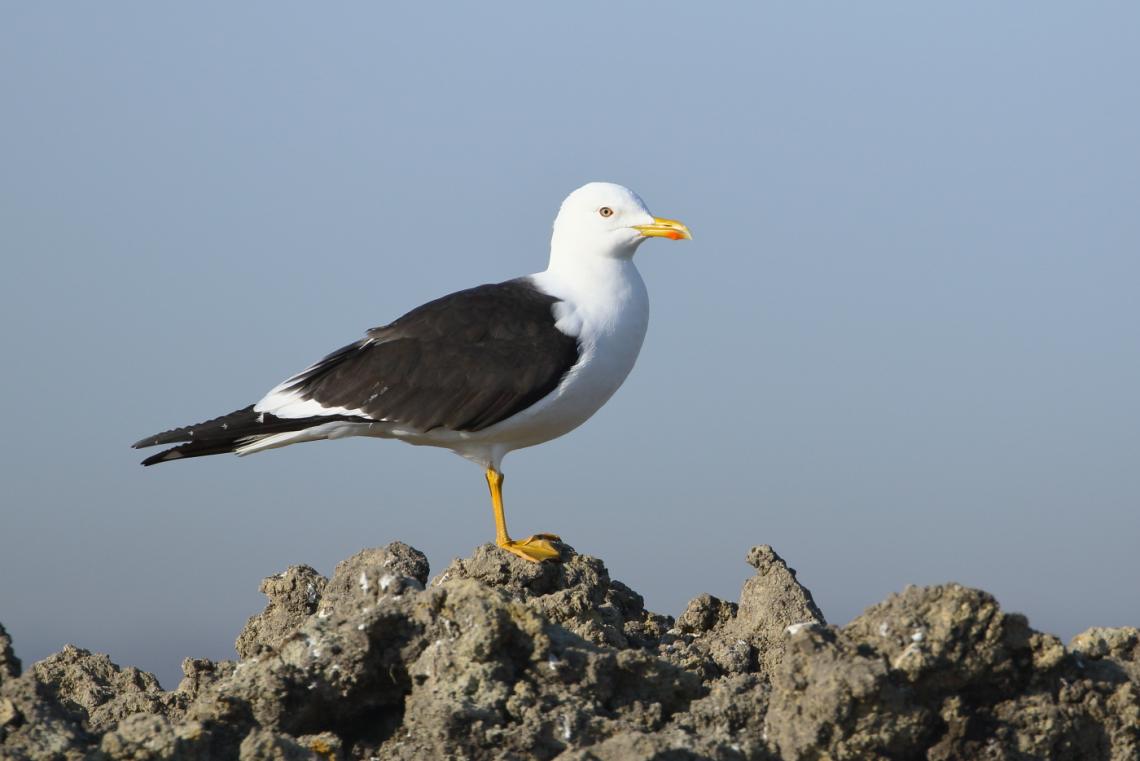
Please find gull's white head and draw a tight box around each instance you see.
[550,182,691,264]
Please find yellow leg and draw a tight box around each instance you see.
[485,468,561,563]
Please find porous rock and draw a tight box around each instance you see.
[433,542,672,649]
[321,542,429,610]
[236,565,328,660]
[662,545,825,681]
[0,623,20,684]
[28,645,176,733]
[0,672,94,760]
[2,541,1138,760]
[765,584,1140,761]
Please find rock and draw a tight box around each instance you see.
[236,565,328,660]
[173,657,236,706]
[766,584,1140,761]
[0,672,94,760]
[765,625,932,760]
[660,545,825,681]
[320,542,429,611]
[97,713,216,761]
[296,731,344,760]
[2,542,1138,760]
[671,673,770,759]
[731,545,826,674]
[239,728,321,760]
[383,578,701,760]
[0,623,20,684]
[29,645,174,732]
[1071,626,1140,682]
[676,593,738,635]
[551,728,743,760]
[433,543,672,649]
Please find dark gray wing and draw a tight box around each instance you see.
[276,278,581,432]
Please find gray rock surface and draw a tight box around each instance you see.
[1,541,1137,760]
[236,564,328,660]
[0,623,20,684]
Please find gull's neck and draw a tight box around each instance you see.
[541,248,641,300]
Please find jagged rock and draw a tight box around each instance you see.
[1071,626,1140,682]
[766,624,933,760]
[0,623,20,684]
[29,645,175,733]
[671,673,771,759]
[382,579,702,760]
[295,731,344,761]
[732,546,826,673]
[173,657,236,707]
[551,728,744,760]
[320,542,429,612]
[97,713,218,761]
[676,593,739,635]
[238,728,321,760]
[433,543,672,649]
[237,565,328,660]
[2,542,1138,760]
[765,585,1140,761]
[660,545,824,681]
[0,672,93,760]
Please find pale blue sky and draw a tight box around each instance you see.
[2,3,1138,688]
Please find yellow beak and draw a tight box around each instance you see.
[633,217,693,241]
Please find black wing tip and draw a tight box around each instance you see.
[131,405,259,451]
[132,428,194,450]
[132,406,368,465]
[132,431,192,449]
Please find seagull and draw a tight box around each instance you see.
[133,182,691,562]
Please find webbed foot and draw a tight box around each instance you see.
[497,534,562,563]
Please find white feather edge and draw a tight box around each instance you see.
[234,421,374,456]
[252,374,369,420]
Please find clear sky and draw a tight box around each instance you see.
[2,3,1138,689]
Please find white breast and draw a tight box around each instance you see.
[519,262,650,438]
[423,260,649,469]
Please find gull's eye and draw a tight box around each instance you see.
[599,207,614,218]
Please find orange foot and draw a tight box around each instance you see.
[498,533,562,563]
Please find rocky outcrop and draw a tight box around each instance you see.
[0,623,20,684]
[1,542,1137,760]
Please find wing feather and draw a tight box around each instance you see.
[262,278,580,433]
